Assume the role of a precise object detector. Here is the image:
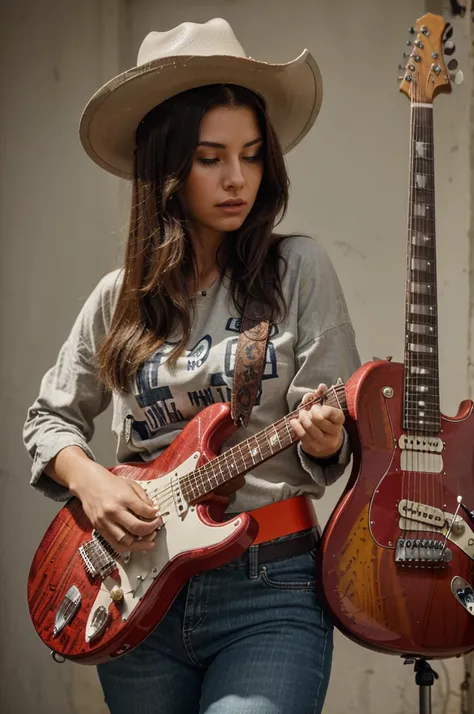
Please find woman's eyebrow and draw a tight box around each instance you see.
[197,138,263,149]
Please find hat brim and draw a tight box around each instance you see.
[79,52,322,179]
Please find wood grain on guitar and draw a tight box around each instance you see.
[318,13,474,659]
[28,384,346,664]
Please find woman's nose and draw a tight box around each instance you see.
[223,160,245,189]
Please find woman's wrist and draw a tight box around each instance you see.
[44,445,96,496]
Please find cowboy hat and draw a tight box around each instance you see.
[79,17,323,179]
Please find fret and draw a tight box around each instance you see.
[409,304,435,317]
[409,274,436,288]
[408,323,436,336]
[409,282,434,295]
[268,425,282,452]
[411,234,432,248]
[408,296,437,309]
[413,139,433,160]
[407,343,435,354]
[248,440,258,465]
[405,420,440,428]
[234,441,247,472]
[414,173,428,189]
[187,480,197,502]
[411,258,433,272]
[404,408,439,416]
[408,366,431,375]
[406,334,437,346]
[408,222,435,238]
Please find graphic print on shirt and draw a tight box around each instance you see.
[127,319,279,444]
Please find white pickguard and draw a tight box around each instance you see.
[85,452,242,641]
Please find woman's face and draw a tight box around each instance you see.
[181,104,264,243]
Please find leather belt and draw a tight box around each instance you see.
[249,495,318,544]
[239,528,319,566]
[225,495,320,565]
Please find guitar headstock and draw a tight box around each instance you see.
[398,13,463,103]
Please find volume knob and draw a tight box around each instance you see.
[110,585,124,602]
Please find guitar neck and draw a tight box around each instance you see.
[181,382,347,502]
[404,103,440,434]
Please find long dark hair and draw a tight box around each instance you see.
[98,84,290,392]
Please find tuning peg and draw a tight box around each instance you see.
[398,64,406,70]
[450,69,464,86]
[408,26,415,34]
[447,58,459,71]
[444,40,456,55]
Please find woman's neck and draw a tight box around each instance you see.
[188,227,225,292]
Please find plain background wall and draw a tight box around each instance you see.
[1,0,472,712]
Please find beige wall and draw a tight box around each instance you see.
[1,0,472,712]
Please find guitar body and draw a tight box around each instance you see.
[28,402,258,665]
[320,360,474,657]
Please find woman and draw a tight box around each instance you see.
[24,17,360,714]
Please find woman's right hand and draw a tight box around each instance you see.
[45,446,163,553]
[71,462,163,553]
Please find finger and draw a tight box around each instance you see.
[124,484,160,519]
[305,410,340,439]
[119,510,163,537]
[298,410,326,443]
[96,525,156,554]
[318,405,345,427]
[129,480,156,508]
[141,528,161,542]
[290,418,306,440]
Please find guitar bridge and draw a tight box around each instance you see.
[79,530,118,578]
[395,536,451,567]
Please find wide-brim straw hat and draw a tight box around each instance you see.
[79,17,323,180]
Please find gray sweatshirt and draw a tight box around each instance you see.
[23,235,361,513]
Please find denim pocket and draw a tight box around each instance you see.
[260,551,316,590]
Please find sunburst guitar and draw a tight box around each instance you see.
[318,13,474,658]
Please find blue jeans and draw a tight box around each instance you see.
[97,530,333,714]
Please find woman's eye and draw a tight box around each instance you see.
[198,157,219,166]
[197,154,261,166]
[243,155,261,163]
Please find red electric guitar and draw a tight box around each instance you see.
[319,13,474,658]
[28,382,346,665]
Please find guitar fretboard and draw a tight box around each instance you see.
[404,104,440,434]
[180,383,347,502]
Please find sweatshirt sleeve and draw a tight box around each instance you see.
[283,237,361,487]
[23,270,122,501]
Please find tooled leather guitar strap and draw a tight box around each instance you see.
[231,299,270,428]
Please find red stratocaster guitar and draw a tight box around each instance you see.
[319,13,474,658]
[28,382,346,665]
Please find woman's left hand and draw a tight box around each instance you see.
[290,383,345,460]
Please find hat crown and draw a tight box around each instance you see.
[137,18,247,66]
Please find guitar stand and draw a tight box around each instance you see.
[404,658,439,714]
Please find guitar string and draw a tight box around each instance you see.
[132,385,346,513]
[404,87,415,548]
[93,385,344,546]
